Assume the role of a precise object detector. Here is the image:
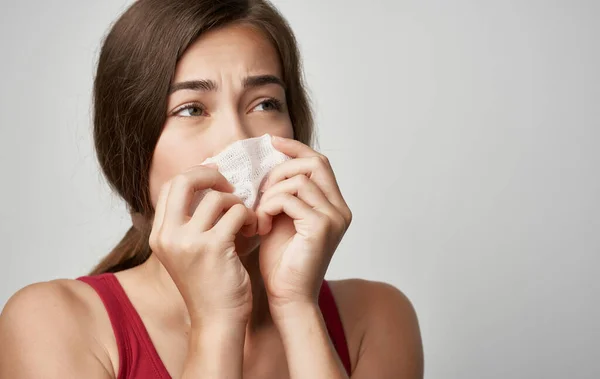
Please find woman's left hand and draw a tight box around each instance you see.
[255,136,353,314]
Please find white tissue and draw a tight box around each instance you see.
[196,134,291,210]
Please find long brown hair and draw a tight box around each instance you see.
[90,0,314,275]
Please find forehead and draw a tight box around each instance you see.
[173,23,282,82]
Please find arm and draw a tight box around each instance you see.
[273,304,350,379]
[255,138,422,377]
[0,280,247,379]
[273,280,423,379]
[181,321,247,379]
[348,280,424,379]
[0,281,114,379]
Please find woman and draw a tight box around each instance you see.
[0,1,423,378]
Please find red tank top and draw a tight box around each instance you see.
[77,273,351,378]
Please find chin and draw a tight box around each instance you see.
[234,233,261,257]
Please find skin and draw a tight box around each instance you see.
[0,23,424,379]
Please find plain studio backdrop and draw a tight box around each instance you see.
[1,0,598,378]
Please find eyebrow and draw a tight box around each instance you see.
[243,75,286,90]
[168,79,216,94]
[168,75,285,94]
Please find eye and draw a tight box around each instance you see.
[252,98,283,112]
[172,103,206,117]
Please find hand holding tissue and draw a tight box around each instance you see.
[196,134,291,210]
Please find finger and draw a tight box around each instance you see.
[164,166,234,226]
[263,156,347,214]
[240,208,259,237]
[259,175,336,216]
[258,176,348,237]
[256,193,317,236]
[270,135,319,159]
[149,180,172,248]
[184,162,218,172]
[189,191,246,231]
[212,203,258,238]
[240,221,258,237]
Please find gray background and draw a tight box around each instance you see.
[1,0,598,378]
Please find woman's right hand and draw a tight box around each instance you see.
[148,164,257,325]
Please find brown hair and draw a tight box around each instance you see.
[90,0,314,275]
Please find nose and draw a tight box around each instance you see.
[216,108,252,148]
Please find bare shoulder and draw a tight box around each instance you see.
[328,279,424,379]
[327,279,420,342]
[0,279,92,334]
[0,279,115,378]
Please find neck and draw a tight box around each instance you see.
[139,245,271,331]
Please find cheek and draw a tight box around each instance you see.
[266,118,294,140]
[282,124,294,139]
[235,233,261,257]
[148,131,208,207]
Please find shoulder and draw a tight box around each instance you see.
[328,278,416,315]
[327,279,420,340]
[1,279,91,330]
[0,279,115,378]
[328,279,424,378]
[0,279,100,331]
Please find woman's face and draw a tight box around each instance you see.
[149,23,294,254]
